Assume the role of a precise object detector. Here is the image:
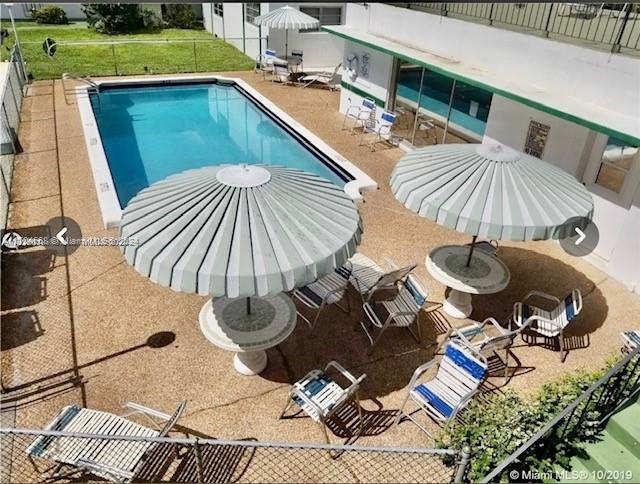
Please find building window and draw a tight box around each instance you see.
[595,137,638,194]
[245,3,260,23]
[213,3,223,17]
[299,6,342,32]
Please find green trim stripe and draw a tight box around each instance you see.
[340,81,385,107]
[324,26,639,146]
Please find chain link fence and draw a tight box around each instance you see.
[1,45,26,231]
[0,428,466,483]
[395,3,640,54]
[20,37,262,80]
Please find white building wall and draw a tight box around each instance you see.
[203,3,263,61]
[483,95,640,293]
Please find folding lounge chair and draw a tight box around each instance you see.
[621,330,640,353]
[395,341,487,437]
[361,269,429,354]
[27,401,186,482]
[300,63,342,90]
[292,254,416,330]
[359,111,397,151]
[512,289,583,362]
[342,97,376,133]
[443,317,519,382]
[280,361,366,445]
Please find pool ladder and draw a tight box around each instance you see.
[61,73,100,107]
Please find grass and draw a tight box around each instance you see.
[0,20,255,79]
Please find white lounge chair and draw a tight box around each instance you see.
[361,268,429,354]
[621,330,640,353]
[280,361,366,445]
[512,289,583,362]
[300,63,342,90]
[27,401,186,482]
[359,111,398,151]
[342,97,376,133]
[395,341,487,436]
[292,254,416,330]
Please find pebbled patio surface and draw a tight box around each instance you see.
[1,72,639,453]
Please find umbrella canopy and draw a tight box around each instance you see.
[391,143,593,241]
[252,5,319,30]
[120,164,361,298]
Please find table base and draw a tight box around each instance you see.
[234,350,268,376]
[443,289,473,319]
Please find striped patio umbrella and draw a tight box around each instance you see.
[120,164,362,298]
[391,143,593,243]
[252,6,319,57]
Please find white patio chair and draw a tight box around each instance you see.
[443,317,519,382]
[395,341,488,437]
[292,254,415,330]
[512,289,583,362]
[620,330,640,353]
[27,401,186,482]
[342,97,376,132]
[359,111,398,151]
[280,361,366,445]
[270,60,293,84]
[361,269,429,354]
[300,63,342,91]
[255,48,277,79]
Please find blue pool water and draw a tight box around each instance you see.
[397,68,493,137]
[90,82,346,207]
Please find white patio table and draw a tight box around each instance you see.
[199,293,296,376]
[426,245,510,319]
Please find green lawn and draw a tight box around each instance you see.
[0,21,255,79]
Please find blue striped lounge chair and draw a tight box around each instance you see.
[292,254,416,330]
[26,401,186,482]
[342,97,376,133]
[359,111,398,151]
[280,361,366,445]
[256,48,277,78]
[621,330,640,353]
[361,270,428,354]
[512,289,583,362]
[395,341,488,436]
[444,317,519,382]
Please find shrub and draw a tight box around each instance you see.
[31,6,68,25]
[163,4,196,29]
[435,362,614,482]
[82,4,143,34]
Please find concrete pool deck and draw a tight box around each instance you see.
[2,72,639,451]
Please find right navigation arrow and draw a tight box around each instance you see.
[574,227,586,246]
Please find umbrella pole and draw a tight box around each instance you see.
[465,236,477,267]
[285,29,288,57]
[246,297,251,315]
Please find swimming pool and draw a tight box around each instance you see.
[78,76,376,227]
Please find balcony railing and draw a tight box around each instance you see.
[390,3,640,54]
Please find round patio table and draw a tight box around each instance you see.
[199,294,297,376]
[426,245,511,319]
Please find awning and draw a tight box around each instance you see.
[323,25,640,146]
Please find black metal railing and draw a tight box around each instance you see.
[392,3,640,53]
[0,427,468,483]
[481,346,640,482]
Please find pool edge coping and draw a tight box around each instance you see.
[76,74,379,229]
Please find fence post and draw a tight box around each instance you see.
[111,43,119,76]
[488,3,494,25]
[543,4,554,38]
[193,40,198,72]
[441,3,448,17]
[193,438,204,483]
[612,4,632,53]
[454,446,471,483]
